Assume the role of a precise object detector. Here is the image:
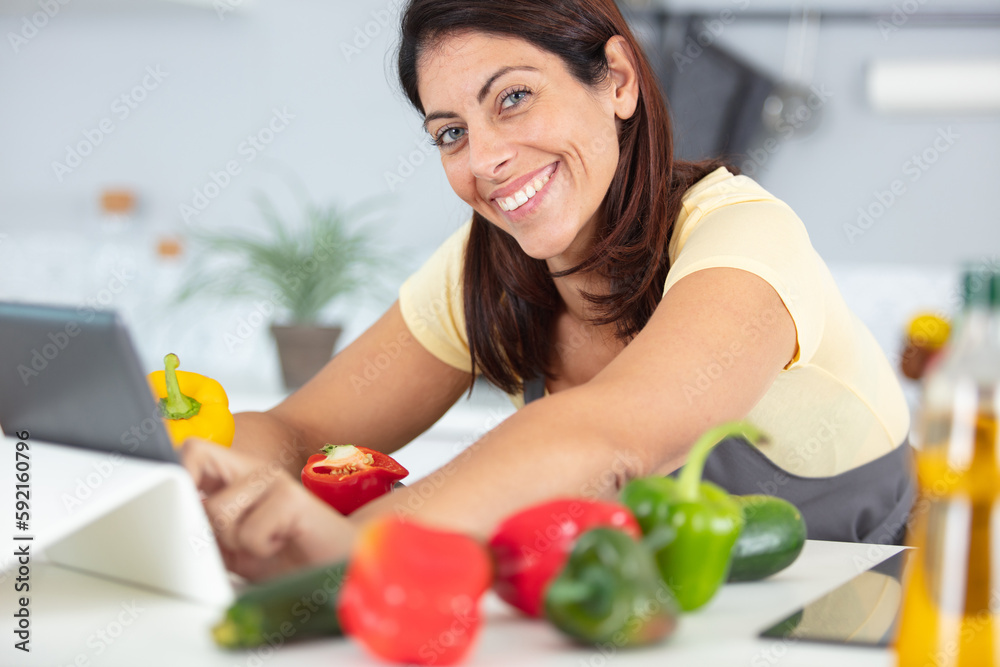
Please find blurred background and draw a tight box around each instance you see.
[1,0,998,420]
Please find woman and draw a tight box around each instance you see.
[183,0,914,582]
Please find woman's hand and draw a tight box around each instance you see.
[180,438,356,582]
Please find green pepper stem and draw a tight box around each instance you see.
[677,421,767,502]
[548,580,595,606]
[159,353,201,420]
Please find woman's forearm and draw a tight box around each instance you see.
[348,387,664,538]
[231,411,314,476]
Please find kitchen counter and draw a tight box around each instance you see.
[0,396,905,667]
[0,539,903,667]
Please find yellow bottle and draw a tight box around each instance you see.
[895,269,1000,667]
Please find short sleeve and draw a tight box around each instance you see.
[398,220,475,373]
[663,199,827,369]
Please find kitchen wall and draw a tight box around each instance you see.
[1,0,997,393]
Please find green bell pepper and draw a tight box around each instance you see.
[621,421,766,612]
[543,528,679,647]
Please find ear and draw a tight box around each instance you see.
[604,35,639,121]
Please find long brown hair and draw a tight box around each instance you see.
[397,0,736,395]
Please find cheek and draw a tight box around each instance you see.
[443,158,476,201]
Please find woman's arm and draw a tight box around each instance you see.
[227,300,473,475]
[349,267,797,536]
[183,267,795,579]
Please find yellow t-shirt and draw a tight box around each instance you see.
[398,167,911,477]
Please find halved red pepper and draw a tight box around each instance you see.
[337,517,493,666]
[301,444,408,515]
[487,498,642,617]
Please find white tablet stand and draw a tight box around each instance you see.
[2,438,234,607]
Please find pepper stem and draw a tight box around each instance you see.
[211,618,239,648]
[677,421,767,502]
[158,353,202,420]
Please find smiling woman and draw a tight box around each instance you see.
[181,0,915,584]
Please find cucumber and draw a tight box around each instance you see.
[212,560,348,649]
[727,495,806,582]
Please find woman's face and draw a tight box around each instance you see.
[417,32,637,270]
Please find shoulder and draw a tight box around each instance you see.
[670,167,811,261]
[397,218,475,373]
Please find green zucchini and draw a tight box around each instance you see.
[212,560,348,649]
[727,495,806,582]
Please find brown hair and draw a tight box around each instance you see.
[397,0,736,395]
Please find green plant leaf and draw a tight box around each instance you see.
[174,192,398,325]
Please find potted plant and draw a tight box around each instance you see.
[177,194,389,389]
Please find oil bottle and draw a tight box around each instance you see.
[895,268,1000,667]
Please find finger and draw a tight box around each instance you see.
[180,438,260,495]
[203,468,279,552]
[236,476,305,560]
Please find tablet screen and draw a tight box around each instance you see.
[0,301,178,463]
[759,549,910,647]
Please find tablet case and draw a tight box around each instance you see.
[1,437,234,606]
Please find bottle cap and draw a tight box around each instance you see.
[961,267,993,308]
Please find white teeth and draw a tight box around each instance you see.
[496,169,554,212]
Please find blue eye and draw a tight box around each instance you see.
[436,127,466,146]
[501,89,529,110]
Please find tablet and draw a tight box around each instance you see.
[759,548,910,647]
[0,301,179,463]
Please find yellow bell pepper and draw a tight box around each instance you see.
[147,353,235,448]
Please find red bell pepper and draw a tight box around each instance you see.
[337,517,493,666]
[301,444,408,515]
[487,498,642,617]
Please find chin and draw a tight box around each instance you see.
[508,231,572,262]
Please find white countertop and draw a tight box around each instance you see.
[0,395,905,667]
[0,540,903,667]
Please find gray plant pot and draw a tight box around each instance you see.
[270,323,343,390]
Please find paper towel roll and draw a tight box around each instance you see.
[867,59,1000,113]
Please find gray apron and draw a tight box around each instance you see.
[523,376,916,545]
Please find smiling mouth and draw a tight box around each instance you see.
[494,164,557,213]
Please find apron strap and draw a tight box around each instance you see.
[523,375,546,404]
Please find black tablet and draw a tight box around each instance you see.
[0,301,178,463]
[759,548,910,647]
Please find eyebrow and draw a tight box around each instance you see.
[422,65,540,131]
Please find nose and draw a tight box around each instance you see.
[467,124,514,182]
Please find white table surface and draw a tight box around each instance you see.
[1,393,905,667]
[0,540,904,667]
